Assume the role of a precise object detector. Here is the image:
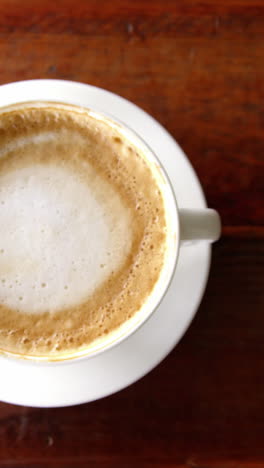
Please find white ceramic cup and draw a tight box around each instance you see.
[0,99,221,363]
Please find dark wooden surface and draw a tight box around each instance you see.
[0,1,263,467]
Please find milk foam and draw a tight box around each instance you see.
[0,163,131,313]
[0,103,168,358]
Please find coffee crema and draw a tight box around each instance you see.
[0,103,168,358]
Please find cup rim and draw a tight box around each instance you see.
[0,100,180,364]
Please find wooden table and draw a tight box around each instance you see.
[0,1,263,467]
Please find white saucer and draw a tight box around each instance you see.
[0,80,210,407]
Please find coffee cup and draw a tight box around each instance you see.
[0,100,220,362]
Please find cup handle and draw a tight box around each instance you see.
[179,208,221,244]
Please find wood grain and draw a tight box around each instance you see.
[0,1,263,467]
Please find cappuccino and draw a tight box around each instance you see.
[0,103,168,358]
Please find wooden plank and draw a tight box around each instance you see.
[0,1,263,466]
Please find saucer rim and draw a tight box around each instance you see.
[0,80,210,407]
